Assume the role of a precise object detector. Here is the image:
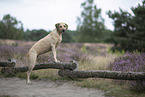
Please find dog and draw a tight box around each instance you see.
[26,23,68,85]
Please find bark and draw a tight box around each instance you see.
[1,61,78,75]
[58,70,145,80]
[0,59,16,67]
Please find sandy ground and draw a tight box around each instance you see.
[0,77,105,97]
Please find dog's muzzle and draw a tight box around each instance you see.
[62,29,66,33]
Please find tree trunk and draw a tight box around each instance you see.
[1,61,78,76]
[58,70,145,80]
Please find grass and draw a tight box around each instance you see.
[76,78,145,97]
[0,39,145,97]
[79,54,115,70]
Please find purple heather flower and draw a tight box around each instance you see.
[109,52,145,92]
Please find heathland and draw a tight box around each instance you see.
[0,39,145,97]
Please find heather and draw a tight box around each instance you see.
[0,41,110,66]
[0,45,29,57]
[109,52,145,92]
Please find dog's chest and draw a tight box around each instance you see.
[50,33,62,46]
[56,36,62,47]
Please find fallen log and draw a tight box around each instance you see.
[0,59,16,67]
[1,61,78,75]
[58,70,145,80]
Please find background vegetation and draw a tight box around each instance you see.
[77,0,110,43]
[108,0,145,52]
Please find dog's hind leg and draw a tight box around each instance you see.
[26,52,37,85]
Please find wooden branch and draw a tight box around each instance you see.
[58,70,145,80]
[0,59,16,67]
[1,61,78,75]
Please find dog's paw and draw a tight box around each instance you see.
[53,58,60,63]
[57,60,60,63]
[26,81,32,85]
[53,59,60,63]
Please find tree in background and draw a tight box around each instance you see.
[107,8,134,51]
[24,29,49,41]
[108,0,145,52]
[62,30,73,43]
[129,0,145,51]
[77,0,106,43]
[0,14,24,40]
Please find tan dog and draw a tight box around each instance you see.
[26,23,68,85]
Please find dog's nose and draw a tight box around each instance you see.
[62,29,66,32]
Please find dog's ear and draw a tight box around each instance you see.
[55,23,60,28]
[65,23,68,30]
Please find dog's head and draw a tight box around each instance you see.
[55,23,68,33]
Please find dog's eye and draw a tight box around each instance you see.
[64,25,66,27]
[60,26,62,28]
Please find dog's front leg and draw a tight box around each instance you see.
[51,44,60,63]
